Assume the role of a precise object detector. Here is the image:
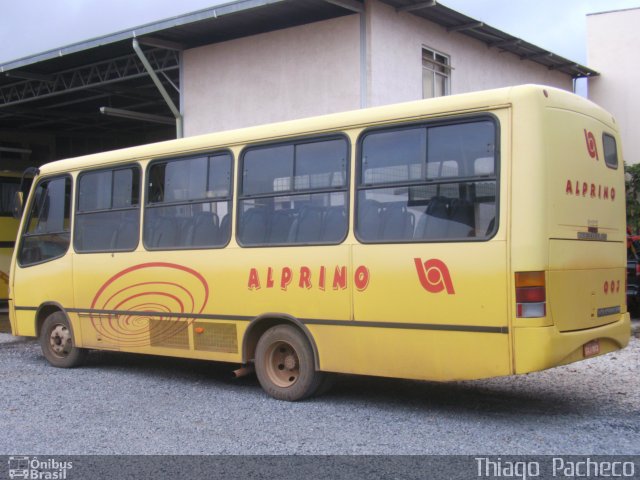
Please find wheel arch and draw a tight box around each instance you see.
[242,313,320,370]
[35,302,73,338]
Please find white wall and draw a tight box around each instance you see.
[183,0,574,136]
[587,8,640,164]
[183,14,361,136]
[366,0,571,107]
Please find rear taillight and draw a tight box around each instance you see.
[515,271,546,318]
[635,263,640,277]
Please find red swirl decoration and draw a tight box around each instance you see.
[584,129,599,160]
[90,262,209,347]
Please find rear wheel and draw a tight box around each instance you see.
[40,312,87,368]
[255,324,324,401]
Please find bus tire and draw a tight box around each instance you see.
[255,324,324,401]
[40,312,87,368]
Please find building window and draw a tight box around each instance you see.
[422,48,450,99]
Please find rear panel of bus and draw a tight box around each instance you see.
[510,88,630,373]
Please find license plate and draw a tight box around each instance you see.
[583,340,600,357]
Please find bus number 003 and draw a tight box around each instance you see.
[603,280,620,294]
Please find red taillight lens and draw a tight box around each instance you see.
[515,286,546,303]
[515,271,546,318]
[635,264,640,277]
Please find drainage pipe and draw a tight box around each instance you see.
[132,38,184,138]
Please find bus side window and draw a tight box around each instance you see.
[74,167,141,253]
[238,137,349,247]
[19,176,72,266]
[356,119,497,243]
[144,153,233,250]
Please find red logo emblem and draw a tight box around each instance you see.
[414,258,455,294]
[584,129,599,160]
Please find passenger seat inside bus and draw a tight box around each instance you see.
[219,214,231,242]
[357,200,415,241]
[288,206,324,243]
[239,207,270,244]
[239,205,347,245]
[322,206,347,242]
[190,212,220,247]
[447,199,474,237]
[414,197,474,240]
[379,204,414,240]
[288,205,347,244]
[147,216,179,248]
[357,200,382,240]
[111,219,139,250]
[269,210,296,244]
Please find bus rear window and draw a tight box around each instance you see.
[603,133,618,169]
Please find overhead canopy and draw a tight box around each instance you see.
[0,0,597,169]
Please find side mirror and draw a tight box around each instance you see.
[12,191,24,220]
[13,166,38,220]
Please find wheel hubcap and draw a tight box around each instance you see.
[264,341,299,388]
[49,324,72,357]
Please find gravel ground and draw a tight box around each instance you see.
[0,330,638,455]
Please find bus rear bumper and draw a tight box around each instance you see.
[513,312,631,374]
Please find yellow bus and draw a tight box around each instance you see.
[8,85,630,401]
[0,173,22,305]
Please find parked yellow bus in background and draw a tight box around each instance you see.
[8,85,630,401]
[0,173,22,306]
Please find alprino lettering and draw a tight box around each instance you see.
[565,180,615,201]
[247,265,370,291]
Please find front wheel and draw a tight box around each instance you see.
[40,312,87,368]
[255,324,324,401]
